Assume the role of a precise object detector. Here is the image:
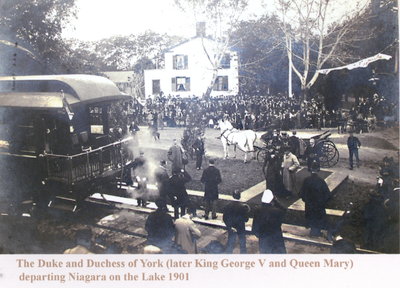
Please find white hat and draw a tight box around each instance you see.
[261,189,274,204]
[143,245,162,254]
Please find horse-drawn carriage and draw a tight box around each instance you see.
[256,130,339,168]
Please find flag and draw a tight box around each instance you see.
[317,53,392,75]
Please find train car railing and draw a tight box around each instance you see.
[44,136,133,185]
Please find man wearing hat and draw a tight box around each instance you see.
[192,135,205,170]
[167,139,185,172]
[304,138,320,171]
[222,190,250,253]
[347,131,361,170]
[299,162,331,237]
[200,159,222,220]
[252,189,287,253]
[154,160,169,202]
[289,131,300,157]
[168,168,192,219]
[281,147,300,195]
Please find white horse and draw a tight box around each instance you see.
[218,119,257,163]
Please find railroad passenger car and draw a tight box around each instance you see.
[0,75,133,212]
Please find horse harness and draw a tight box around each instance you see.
[220,127,236,146]
[220,127,250,151]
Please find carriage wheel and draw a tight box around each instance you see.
[318,140,339,168]
[257,149,267,164]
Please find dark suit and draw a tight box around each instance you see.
[192,138,205,169]
[304,144,320,171]
[154,166,169,201]
[289,135,300,157]
[145,207,175,251]
[252,201,286,253]
[299,173,331,235]
[347,136,361,169]
[168,171,192,219]
[222,201,249,253]
[200,165,222,218]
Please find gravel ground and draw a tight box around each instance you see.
[0,125,398,254]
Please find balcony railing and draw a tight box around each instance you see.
[44,136,133,185]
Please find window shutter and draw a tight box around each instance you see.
[223,76,228,90]
[185,77,190,91]
[184,55,188,69]
[171,77,176,91]
[173,55,177,69]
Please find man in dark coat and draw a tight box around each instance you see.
[252,189,287,253]
[200,159,222,220]
[222,190,250,253]
[362,190,387,251]
[289,131,300,157]
[168,168,192,219]
[299,164,331,236]
[167,139,185,172]
[304,138,320,171]
[192,135,205,170]
[154,160,169,202]
[347,131,361,170]
[145,199,175,252]
[263,151,286,197]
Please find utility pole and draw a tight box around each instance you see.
[288,37,293,98]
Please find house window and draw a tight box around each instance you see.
[213,76,228,91]
[152,79,160,94]
[172,77,190,91]
[173,55,188,70]
[220,53,231,69]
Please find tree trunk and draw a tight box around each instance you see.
[301,86,309,102]
[204,69,219,98]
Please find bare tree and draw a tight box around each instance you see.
[175,0,248,97]
[276,0,369,98]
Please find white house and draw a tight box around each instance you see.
[144,29,239,98]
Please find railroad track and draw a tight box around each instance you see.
[0,190,379,254]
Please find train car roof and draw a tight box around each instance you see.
[0,74,129,108]
[0,92,78,109]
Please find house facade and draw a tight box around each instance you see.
[144,37,239,98]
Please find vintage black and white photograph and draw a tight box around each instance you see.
[0,0,398,258]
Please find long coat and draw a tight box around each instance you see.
[168,171,192,207]
[252,201,286,253]
[265,154,286,196]
[154,166,169,200]
[174,215,202,254]
[200,166,222,201]
[168,144,184,171]
[299,173,331,229]
[281,152,300,193]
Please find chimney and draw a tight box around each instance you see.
[196,22,206,37]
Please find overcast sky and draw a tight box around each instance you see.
[62,0,370,41]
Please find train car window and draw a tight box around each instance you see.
[0,108,11,152]
[80,131,89,143]
[0,109,37,154]
[89,105,105,135]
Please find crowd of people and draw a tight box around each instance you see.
[125,92,397,134]
[64,92,398,254]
